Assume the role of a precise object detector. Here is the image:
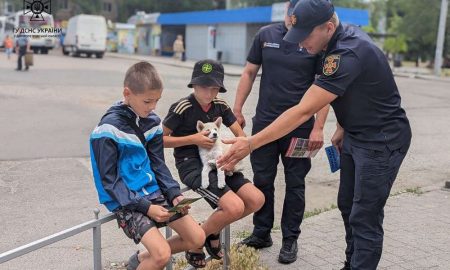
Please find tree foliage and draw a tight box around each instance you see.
[386,0,445,62]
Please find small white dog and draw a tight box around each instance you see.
[196,117,243,189]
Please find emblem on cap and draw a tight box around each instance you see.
[290,15,297,26]
[323,55,340,76]
[202,63,213,74]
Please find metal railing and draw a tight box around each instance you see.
[0,187,231,270]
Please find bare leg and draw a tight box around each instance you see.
[137,227,171,270]
[167,215,206,254]
[236,183,265,218]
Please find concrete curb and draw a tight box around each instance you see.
[393,72,450,83]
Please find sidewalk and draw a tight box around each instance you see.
[259,186,450,270]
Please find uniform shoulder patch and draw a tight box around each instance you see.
[323,54,341,76]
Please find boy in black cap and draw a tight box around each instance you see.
[218,1,411,269]
[162,59,264,268]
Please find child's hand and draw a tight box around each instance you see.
[147,205,173,223]
[173,195,190,215]
[193,130,215,149]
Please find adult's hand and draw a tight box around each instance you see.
[331,127,344,153]
[308,127,324,151]
[217,137,251,171]
[234,110,246,128]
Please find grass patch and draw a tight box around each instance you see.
[303,204,338,219]
[271,224,281,232]
[391,187,423,197]
[234,230,251,239]
[174,244,268,270]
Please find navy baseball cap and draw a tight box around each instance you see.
[284,0,335,44]
[287,0,299,16]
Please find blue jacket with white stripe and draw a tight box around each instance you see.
[90,102,181,213]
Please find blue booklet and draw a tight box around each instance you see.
[325,145,340,173]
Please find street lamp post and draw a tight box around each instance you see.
[434,0,448,76]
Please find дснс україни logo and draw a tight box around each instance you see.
[14,0,61,38]
[24,0,51,22]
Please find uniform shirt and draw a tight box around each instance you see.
[16,36,28,47]
[314,23,411,151]
[247,22,320,127]
[163,93,237,162]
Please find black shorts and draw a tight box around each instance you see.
[115,194,184,244]
[176,157,251,209]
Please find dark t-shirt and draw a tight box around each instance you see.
[314,23,411,151]
[163,93,237,162]
[247,23,320,127]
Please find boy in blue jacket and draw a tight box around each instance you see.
[90,61,205,270]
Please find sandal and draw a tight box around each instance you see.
[185,250,206,268]
[204,233,223,260]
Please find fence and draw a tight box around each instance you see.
[0,187,231,270]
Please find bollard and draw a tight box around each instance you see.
[93,208,102,270]
[222,226,231,270]
[166,227,173,270]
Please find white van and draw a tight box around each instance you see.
[63,15,107,58]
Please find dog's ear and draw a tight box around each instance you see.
[196,120,204,132]
[215,117,222,128]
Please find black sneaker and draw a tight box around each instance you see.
[239,234,273,249]
[341,261,351,270]
[278,240,298,264]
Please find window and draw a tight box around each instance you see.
[103,2,112,12]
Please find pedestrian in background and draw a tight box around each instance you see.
[173,35,185,61]
[15,35,30,71]
[3,35,13,60]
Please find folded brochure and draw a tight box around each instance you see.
[168,197,202,213]
[285,137,320,158]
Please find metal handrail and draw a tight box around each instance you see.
[0,187,231,270]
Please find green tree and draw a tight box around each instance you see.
[383,14,407,57]
[386,0,442,64]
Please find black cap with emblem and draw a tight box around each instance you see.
[188,59,227,93]
[284,0,334,44]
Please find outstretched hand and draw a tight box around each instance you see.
[216,137,251,171]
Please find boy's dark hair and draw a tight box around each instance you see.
[124,61,163,93]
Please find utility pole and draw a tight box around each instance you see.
[226,0,232,9]
[434,0,448,76]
